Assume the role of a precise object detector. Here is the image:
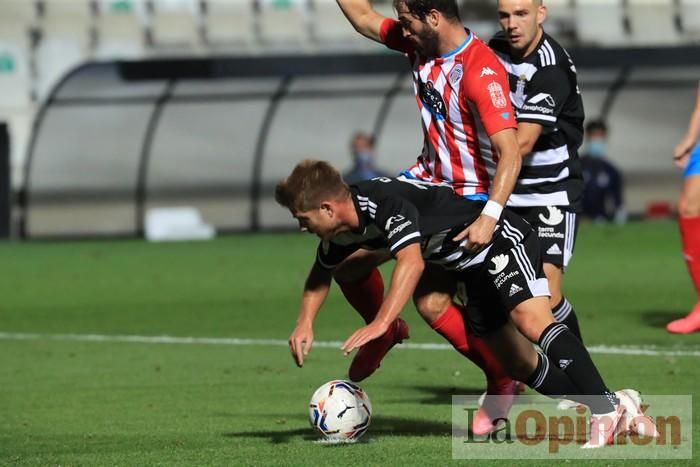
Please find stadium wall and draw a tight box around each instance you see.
[17,47,700,238]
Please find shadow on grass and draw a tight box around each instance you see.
[384,385,484,405]
[640,310,689,329]
[222,415,451,444]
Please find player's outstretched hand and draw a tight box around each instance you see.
[341,321,389,356]
[453,215,497,252]
[289,324,314,367]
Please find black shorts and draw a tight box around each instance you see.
[455,230,550,336]
[509,206,579,268]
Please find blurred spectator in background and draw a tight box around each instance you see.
[343,131,389,183]
[667,83,700,334]
[579,119,625,223]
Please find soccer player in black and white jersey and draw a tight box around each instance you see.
[489,0,586,341]
[275,159,650,448]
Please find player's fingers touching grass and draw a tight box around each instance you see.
[341,322,388,356]
[289,327,314,367]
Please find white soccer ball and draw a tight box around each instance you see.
[308,380,372,442]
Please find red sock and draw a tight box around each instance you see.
[336,268,384,324]
[430,304,511,390]
[680,216,700,296]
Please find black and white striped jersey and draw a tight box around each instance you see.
[314,177,533,272]
[489,31,585,211]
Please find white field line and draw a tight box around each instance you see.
[1,331,700,357]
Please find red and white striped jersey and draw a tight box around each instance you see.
[380,19,517,196]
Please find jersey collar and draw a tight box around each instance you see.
[441,29,473,59]
[349,186,368,234]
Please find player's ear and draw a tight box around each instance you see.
[320,202,334,217]
[427,8,439,28]
[538,4,547,25]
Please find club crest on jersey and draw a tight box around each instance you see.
[487,81,507,108]
[419,80,447,121]
[449,64,463,86]
[514,75,527,107]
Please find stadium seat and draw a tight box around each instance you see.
[0,42,34,108]
[310,0,360,47]
[0,0,39,45]
[0,1,38,106]
[575,0,628,46]
[147,0,203,52]
[627,0,681,45]
[35,0,95,99]
[679,0,700,40]
[257,0,311,49]
[40,0,96,52]
[94,0,149,58]
[201,0,257,51]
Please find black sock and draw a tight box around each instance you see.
[525,351,578,398]
[539,323,618,414]
[552,297,583,341]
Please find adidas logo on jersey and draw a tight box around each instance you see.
[539,206,564,226]
[546,244,562,256]
[558,359,573,370]
[480,67,497,77]
[509,283,523,297]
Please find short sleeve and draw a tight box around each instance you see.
[463,48,517,136]
[518,66,571,127]
[379,18,414,55]
[373,196,422,255]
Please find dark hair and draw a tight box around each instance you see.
[393,0,461,22]
[275,159,349,212]
[585,119,608,134]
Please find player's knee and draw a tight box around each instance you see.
[678,195,700,218]
[511,305,555,343]
[548,293,562,310]
[413,291,451,322]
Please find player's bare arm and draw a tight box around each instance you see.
[289,262,333,367]
[516,121,543,156]
[336,0,387,42]
[453,127,521,250]
[341,243,424,354]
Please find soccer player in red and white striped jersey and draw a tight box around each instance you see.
[379,15,518,200]
[292,0,523,435]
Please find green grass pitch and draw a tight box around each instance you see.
[1,220,699,466]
